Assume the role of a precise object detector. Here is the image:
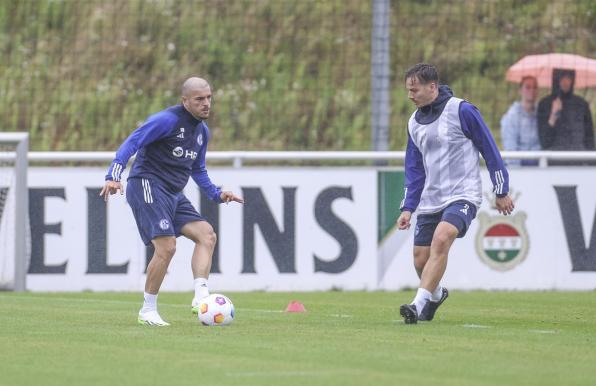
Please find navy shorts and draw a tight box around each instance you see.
[126,178,204,245]
[414,200,477,247]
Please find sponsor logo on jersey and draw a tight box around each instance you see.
[177,127,185,139]
[172,146,184,157]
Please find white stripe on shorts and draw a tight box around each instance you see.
[142,178,153,203]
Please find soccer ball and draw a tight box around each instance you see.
[197,294,235,326]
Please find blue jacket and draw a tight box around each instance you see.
[105,105,222,202]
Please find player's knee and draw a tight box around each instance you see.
[204,229,217,249]
[432,230,455,250]
[165,244,176,259]
[155,239,176,260]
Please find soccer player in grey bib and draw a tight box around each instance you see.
[397,64,514,324]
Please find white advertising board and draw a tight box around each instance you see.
[25,167,377,292]
[381,167,596,290]
[13,166,596,291]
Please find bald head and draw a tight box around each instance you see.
[181,77,210,97]
[181,77,212,120]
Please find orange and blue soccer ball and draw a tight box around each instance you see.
[198,294,235,326]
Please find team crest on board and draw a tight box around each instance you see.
[475,191,529,271]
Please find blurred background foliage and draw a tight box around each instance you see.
[0,0,594,151]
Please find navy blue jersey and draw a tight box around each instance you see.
[105,105,222,202]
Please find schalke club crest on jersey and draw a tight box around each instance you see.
[197,134,203,146]
[475,191,529,271]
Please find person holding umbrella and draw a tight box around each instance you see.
[506,53,595,165]
[537,69,594,158]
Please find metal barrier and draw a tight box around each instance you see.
[15,151,596,168]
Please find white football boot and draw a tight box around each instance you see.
[191,298,201,315]
[191,293,211,315]
[138,309,170,326]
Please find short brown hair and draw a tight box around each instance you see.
[404,63,439,84]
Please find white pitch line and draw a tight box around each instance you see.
[0,294,291,314]
[240,308,283,313]
[226,370,330,377]
[0,294,354,318]
[0,294,140,306]
[528,329,558,334]
[463,324,490,329]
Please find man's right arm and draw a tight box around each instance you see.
[583,100,595,150]
[400,134,425,213]
[105,111,177,182]
[537,98,555,150]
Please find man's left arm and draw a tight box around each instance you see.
[460,102,509,197]
[191,128,224,203]
[460,102,514,215]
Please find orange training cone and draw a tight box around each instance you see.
[285,300,306,313]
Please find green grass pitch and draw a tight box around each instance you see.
[1,291,595,386]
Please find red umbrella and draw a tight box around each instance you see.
[506,53,596,89]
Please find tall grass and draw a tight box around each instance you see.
[0,0,594,151]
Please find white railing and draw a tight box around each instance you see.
[1,150,595,167]
[500,151,596,167]
[26,150,596,168]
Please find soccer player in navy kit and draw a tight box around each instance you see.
[100,77,243,326]
[397,64,515,324]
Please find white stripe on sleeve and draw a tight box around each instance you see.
[111,163,123,182]
[400,187,408,209]
[494,170,504,194]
